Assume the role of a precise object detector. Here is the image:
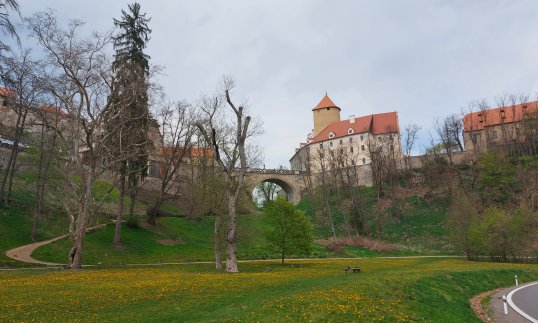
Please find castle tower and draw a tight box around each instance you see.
[312,94,341,136]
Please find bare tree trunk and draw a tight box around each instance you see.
[128,182,137,221]
[148,189,164,226]
[4,149,18,204]
[225,190,239,273]
[0,111,26,205]
[114,172,126,247]
[32,126,47,241]
[67,169,93,269]
[214,212,223,269]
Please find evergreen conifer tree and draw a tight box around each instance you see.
[104,2,151,246]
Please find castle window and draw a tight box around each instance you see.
[327,107,330,110]
[348,128,354,134]
[360,134,364,141]
[349,137,353,143]
[390,144,394,151]
[389,134,393,140]
[339,139,343,145]
[330,141,333,147]
[492,130,498,140]
[328,132,335,139]
[471,134,478,144]
[361,145,365,151]
[362,158,366,164]
[350,147,354,153]
[330,150,334,157]
[319,152,324,158]
[319,143,323,149]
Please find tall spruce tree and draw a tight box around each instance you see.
[104,2,151,247]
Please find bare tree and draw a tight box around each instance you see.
[402,123,421,170]
[0,50,44,205]
[365,135,389,239]
[433,117,458,164]
[147,100,196,225]
[29,102,65,241]
[196,76,262,273]
[310,146,338,240]
[184,134,227,268]
[26,11,116,269]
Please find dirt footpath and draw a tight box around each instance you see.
[5,235,67,266]
[5,223,109,266]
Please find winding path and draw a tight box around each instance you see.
[5,223,109,266]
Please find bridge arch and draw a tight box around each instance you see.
[244,169,304,204]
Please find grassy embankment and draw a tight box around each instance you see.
[33,191,450,265]
[1,258,536,322]
[2,174,453,266]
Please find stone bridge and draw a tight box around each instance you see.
[244,168,306,204]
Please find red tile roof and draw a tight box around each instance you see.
[312,94,340,111]
[310,111,399,143]
[463,101,538,132]
[0,87,14,97]
[160,147,213,157]
[40,104,68,116]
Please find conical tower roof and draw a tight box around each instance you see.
[312,94,340,111]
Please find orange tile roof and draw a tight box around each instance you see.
[0,87,14,97]
[40,104,68,116]
[160,146,213,157]
[312,94,340,111]
[463,101,538,132]
[310,112,399,143]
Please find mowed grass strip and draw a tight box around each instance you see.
[1,258,537,322]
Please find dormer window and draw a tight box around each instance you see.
[348,128,354,134]
[328,132,335,139]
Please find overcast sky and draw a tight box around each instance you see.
[13,0,538,167]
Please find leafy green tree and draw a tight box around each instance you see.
[104,2,151,246]
[446,190,478,258]
[467,207,536,261]
[264,196,313,264]
[254,181,280,207]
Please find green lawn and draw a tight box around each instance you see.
[1,258,536,322]
[33,215,337,265]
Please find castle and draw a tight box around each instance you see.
[289,94,402,186]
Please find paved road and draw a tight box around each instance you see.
[508,282,538,323]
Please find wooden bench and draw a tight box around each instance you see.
[345,266,361,273]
